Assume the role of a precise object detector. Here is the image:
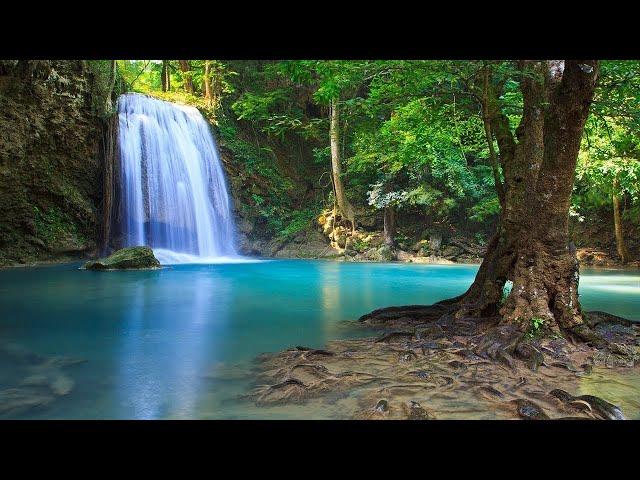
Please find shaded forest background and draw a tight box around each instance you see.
[0,60,638,266]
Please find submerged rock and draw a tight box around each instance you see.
[82,246,161,270]
[0,388,55,415]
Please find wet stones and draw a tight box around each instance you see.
[549,389,573,403]
[410,370,432,380]
[358,304,451,327]
[403,400,434,420]
[549,361,580,373]
[606,342,637,359]
[507,377,527,393]
[478,385,504,399]
[248,305,638,420]
[438,376,454,387]
[253,378,309,406]
[374,331,414,344]
[375,399,389,413]
[452,349,483,361]
[398,351,418,363]
[584,311,634,329]
[577,395,625,420]
[289,363,331,384]
[592,350,636,368]
[451,318,481,336]
[512,399,550,420]
[415,323,445,340]
[294,346,334,357]
[474,325,521,361]
[514,342,545,372]
[419,341,443,353]
[447,360,468,371]
[549,389,625,420]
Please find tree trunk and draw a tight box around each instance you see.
[613,176,631,264]
[178,60,194,94]
[481,64,505,206]
[103,60,117,113]
[161,60,170,92]
[330,97,355,233]
[383,206,396,247]
[456,60,599,337]
[203,60,213,105]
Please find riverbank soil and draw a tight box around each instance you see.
[247,303,639,419]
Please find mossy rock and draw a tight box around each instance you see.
[377,245,397,262]
[82,246,161,270]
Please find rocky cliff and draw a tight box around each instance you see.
[0,60,111,265]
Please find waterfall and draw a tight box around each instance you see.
[116,93,239,264]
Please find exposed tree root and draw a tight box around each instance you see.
[245,304,639,420]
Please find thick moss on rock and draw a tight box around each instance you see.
[82,246,160,270]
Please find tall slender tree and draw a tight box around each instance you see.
[161,60,171,92]
[330,97,356,233]
[203,60,213,105]
[612,175,632,264]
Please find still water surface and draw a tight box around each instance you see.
[0,260,638,419]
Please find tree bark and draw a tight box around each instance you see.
[481,65,505,206]
[178,60,194,94]
[161,60,170,92]
[330,97,355,233]
[613,176,631,264]
[456,60,600,337]
[383,206,396,247]
[203,60,213,105]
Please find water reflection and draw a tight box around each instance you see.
[319,262,342,340]
[116,269,231,419]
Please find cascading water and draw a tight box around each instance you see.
[116,93,240,264]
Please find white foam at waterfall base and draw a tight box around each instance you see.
[153,249,265,265]
[117,93,246,265]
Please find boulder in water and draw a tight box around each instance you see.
[82,246,161,270]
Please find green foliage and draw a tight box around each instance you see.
[469,196,501,223]
[86,60,120,117]
[526,317,546,339]
[33,206,84,244]
[352,237,370,253]
[278,208,317,241]
[349,85,496,225]
[573,69,640,226]
[108,59,640,249]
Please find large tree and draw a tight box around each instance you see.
[452,60,600,339]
